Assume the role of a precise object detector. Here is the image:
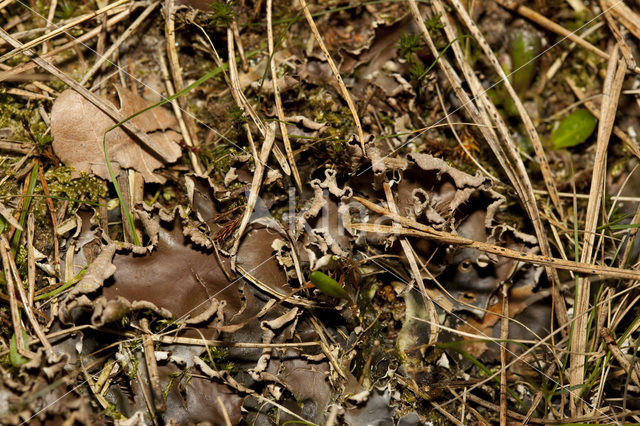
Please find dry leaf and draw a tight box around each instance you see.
[51,85,182,183]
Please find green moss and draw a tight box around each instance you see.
[163,371,182,401]
[102,403,124,421]
[38,167,108,216]
[203,346,237,372]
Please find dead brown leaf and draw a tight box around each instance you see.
[51,85,182,183]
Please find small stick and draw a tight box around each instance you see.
[147,333,320,348]
[298,0,366,154]
[0,0,131,63]
[0,8,133,83]
[5,87,51,100]
[350,197,640,280]
[600,327,640,388]
[140,318,166,413]
[80,1,159,85]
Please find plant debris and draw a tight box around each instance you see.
[3,0,640,424]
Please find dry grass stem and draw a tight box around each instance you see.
[570,44,625,416]
[230,124,276,259]
[445,0,564,218]
[26,213,35,305]
[0,0,130,63]
[298,0,366,153]
[350,197,640,280]
[158,47,204,175]
[423,0,569,328]
[0,236,29,358]
[267,0,302,190]
[80,1,158,85]
[0,8,134,83]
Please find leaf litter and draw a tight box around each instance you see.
[2,0,640,425]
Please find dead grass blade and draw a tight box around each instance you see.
[416,0,569,329]
[1,236,55,359]
[349,197,640,280]
[0,0,130,63]
[599,0,636,69]
[570,44,626,416]
[606,0,640,44]
[162,0,204,175]
[445,0,564,219]
[0,236,30,360]
[267,0,302,191]
[298,0,366,153]
[0,8,133,83]
[230,124,277,259]
[0,201,22,230]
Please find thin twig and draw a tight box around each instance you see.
[499,283,509,426]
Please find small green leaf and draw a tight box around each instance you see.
[309,271,349,299]
[509,28,541,94]
[9,328,29,367]
[551,109,597,149]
